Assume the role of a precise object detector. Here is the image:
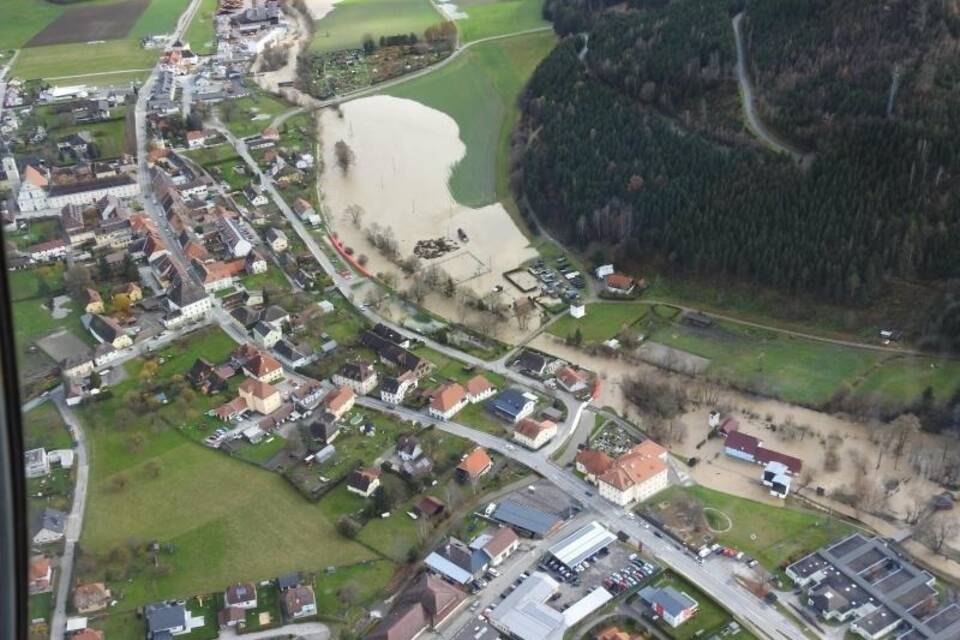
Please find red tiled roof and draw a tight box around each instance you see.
[575,449,614,476]
[430,383,466,413]
[514,418,556,439]
[457,447,492,478]
[483,526,518,557]
[605,273,634,289]
[239,378,278,400]
[324,386,355,412]
[245,352,281,377]
[465,375,493,396]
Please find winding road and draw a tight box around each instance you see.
[732,13,808,163]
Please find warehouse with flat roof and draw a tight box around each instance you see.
[491,499,563,538]
[547,521,617,570]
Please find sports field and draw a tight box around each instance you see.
[454,0,549,42]
[311,0,442,53]
[9,0,190,81]
[385,30,556,206]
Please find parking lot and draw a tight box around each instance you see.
[527,255,585,304]
[532,541,660,611]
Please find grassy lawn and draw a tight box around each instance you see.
[549,302,648,344]
[24,402,73,451]
[316,484,369,521]
[854,355,960,406]
[12,291,93,379]
[13,39,159,80]
[183,0,219,54]
[241,266,291,292]
[647,486,854,572]
[221,92,292,138]
[128,0,193,39]
[311,408,409,482]
[233,434,287,465]
[456,400,509,436]
[29,592,52,624]
[181,143,240,165]
[385,30,556,207]
[310,0,442,53]
[6,219,61,250]
[56,112,131,158]
[356,501,421,561]
[414,345,506,386]
[455,0,550,42]
[79,410,377,610]
[313,559,397,618]
[644,317,882,407]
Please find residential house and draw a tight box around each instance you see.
[360,329,431,379]
[145,602,189,639]
[214,396,248,421]
[82,288,104,314]
[604,273,636,295]
[575,449,614,483]
[396,435,422,462]
[637,586,698,628]
[456,447,493,483]
[414,495,445,519]
[253,320,282,348]
[88,314,132,349]
[292,198,320,225]
[512,418,557,450]
[486,389,536,424]
[514,350,546,377]
[187,358,231,395]
[724,431,759,463]
[425,537,489,585]
[470,527,519,567]
[224,582,258,609]
[60,352,95,380]
[243,183,268,207]
[333,361,378,395]
[265,227,288,252]
[28,556,53,593]
[762,461,793,499]
[594,440,669,506]
[238,378,282,415]
[165,280,212,326]
[465,375,495,404]
[186,130,207,149]
[277,572,301,591]
[113,282,142,303]
[282,585,317,620]
[27,238,68,262]
[33,508,66,544]
[308,413,340,444]
[597,626,643,640]
[246,249,268,274]
[346,467,381,498]
[323,386,355,420]
[556,367,588,394]
[219,216,253,257]
[428,382,468,421]
[73,582,112,614]
[274,339,315,368]
[242,351,284,383]
[261,305,290,328]
[380,372,417,405]
[25,448,50,478]
[72,630,104,640]
[367,575,466,640]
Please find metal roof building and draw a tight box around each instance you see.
[547,521,617,569]
[491,499,562,538]
[487,572,565,640]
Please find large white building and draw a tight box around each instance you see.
[577,440,670,507]
[16,163,140,212]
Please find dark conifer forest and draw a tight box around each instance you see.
[513,0,960,304]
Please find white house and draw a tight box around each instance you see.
[25,448,50,478]
[333,361,378,396]
[570,304,585,319]
[465,375,495,404]
[346,468,381,498]
[33,508,66,545]
[244,184,268,207]
[380,374,417,405]
[219,216,253,258]
[265,227,288,252]
[595,264,614,279]
[252,321,282,349]
[594,440,670,506]
[512,418,557,450]
[429,383,468,420]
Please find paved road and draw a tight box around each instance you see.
[357,396,812,640]
[732,13,807,162]
[133,0,205,288]
[218,621,329,640]
[45,391,88,640]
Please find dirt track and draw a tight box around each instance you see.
[27,0,150,47]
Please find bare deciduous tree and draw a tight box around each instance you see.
[334,140,355,174]
[344,203,364,226]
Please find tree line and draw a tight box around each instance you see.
[513,0,960,309]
